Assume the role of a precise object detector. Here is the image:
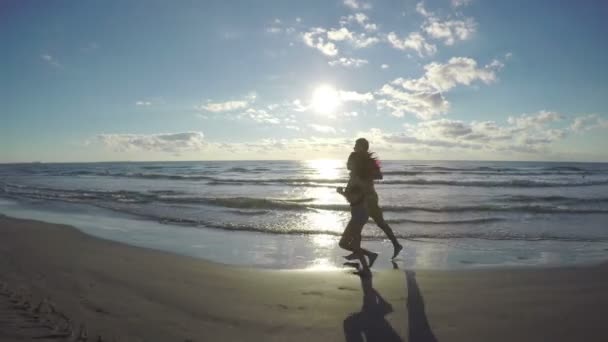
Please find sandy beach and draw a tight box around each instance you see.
[1,214,607,341]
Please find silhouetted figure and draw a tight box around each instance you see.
[343,272,402,342]
[337,183,378,272]
[347,138,403,259]
[405,271,438,342]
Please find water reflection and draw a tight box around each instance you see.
[305,159,343,180]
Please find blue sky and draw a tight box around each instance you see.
[1,0,607,162]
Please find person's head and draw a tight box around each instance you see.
[354,138,369,153]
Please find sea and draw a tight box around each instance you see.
[1,160,608,270]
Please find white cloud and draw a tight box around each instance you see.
[508,110,562,129]
[351,33,379,48]
[302,28,339,56]
[327,27,354,41]
[381,64,389,69]
[421,57,501,91]
[423,17,477,45]
[377,57,503,119]
[376,113,568,154]
[415,1,476,46]
[339,90,374,103]
[387,32,437,57]
[97,132,206,153]
[199,93,256,112]
[343,0,371,10]
[309,124,337,134]
[200,100,248,112]
[266,27,282,34]
[341,13,377,32]
[415,2,433,18]
[135,101,152,106]
[377,85,449,119]
[570,114,608,132]
[328,57,368,68]
[241,108,281,124]
[451,0,472,7]
[303,26,378,55]
[41,53,62,68]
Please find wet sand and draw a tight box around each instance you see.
[1,214,607,341]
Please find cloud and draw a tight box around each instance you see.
[339,90,374,103]
[97,132,205,153]
[41,53,62,68]
[381,64,389,69]
[570,114,608,132]
[423,17,477,45]
[371,112,568,154]
[266,18,296,34]
[377,85,449,119]
[327,27,354,41]
[135,101,152,106]
[340,13,377,32]
[415,2,433,18]
[376,57,503,119]
[328,57,368,68]
[507,110,562,129]
[351,33,380,48]
[309,124,337,134]
[451,0,472,7]
[343,0,371,10]
[387,32,437,57]
[420,57,501,91]
[199,93,256,112]
[200,100,248,112]
[415,1,476,45]
[241,108,281,124]
[302,26,378,56]
[302,28,339,56]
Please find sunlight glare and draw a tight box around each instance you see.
[311,85,341,114]
[306,159,341,180]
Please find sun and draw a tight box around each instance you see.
[311,85,341,114]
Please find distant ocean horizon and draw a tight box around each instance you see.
[2,159,608,269]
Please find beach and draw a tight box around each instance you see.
[1,215,607,341]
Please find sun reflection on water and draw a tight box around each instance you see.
[305,257,342,271]
[305,159,342,180]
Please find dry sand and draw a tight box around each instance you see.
[1,214,607,341]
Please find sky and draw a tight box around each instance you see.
[1,0,607,162]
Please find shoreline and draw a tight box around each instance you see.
[3,197,608,271]
[2,215,608,341]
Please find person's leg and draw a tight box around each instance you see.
[350,203,377,270]
[341,203,376,269]
[368,195,403,258]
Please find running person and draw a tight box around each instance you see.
[347,138,403,259]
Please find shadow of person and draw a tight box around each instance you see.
[405,270,438,342]
[343,272,402,342]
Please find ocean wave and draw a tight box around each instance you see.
[499,195,608,204]
[385,217,506,225]
[152,216,608,243]
[3,183,608,214]
[380,178,608,187]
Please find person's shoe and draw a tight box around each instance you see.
[367,252,378,268]
[392,243,403,259]
[343,252,358,260]
[343,262,360,270]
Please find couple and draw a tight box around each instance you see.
[337,138,403,273]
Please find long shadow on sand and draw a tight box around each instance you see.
[404,270,438,342]
[343,271,402,342]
